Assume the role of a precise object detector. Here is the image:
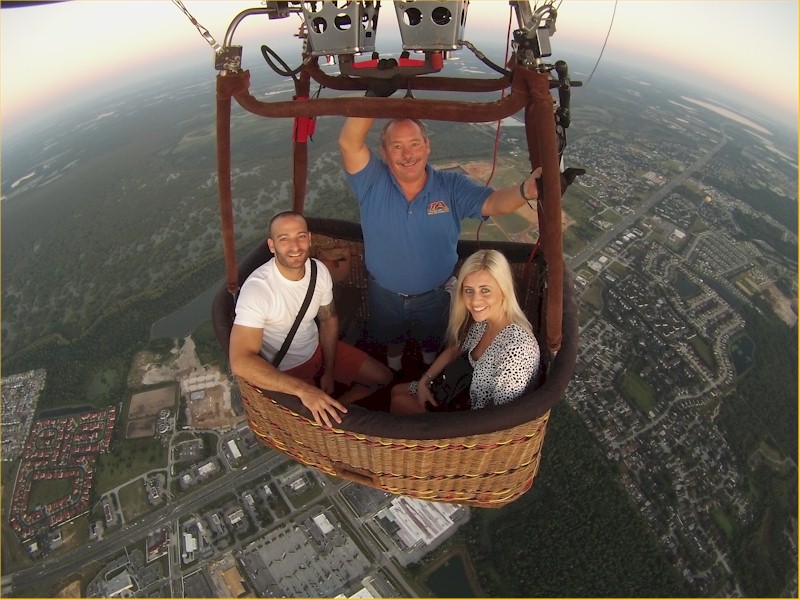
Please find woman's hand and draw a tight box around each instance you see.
[416,383,439,411]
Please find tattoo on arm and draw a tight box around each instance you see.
[317,302,337,321]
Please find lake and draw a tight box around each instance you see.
[424,554,478,598]
[150,279,224,340]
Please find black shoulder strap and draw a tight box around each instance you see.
[272,260,318,369]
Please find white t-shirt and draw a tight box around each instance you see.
[233,258,333,370]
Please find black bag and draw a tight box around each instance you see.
[430,354,473,409]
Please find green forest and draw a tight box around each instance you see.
[715,306,798,597]
[706,141,798,233]
[732,207,798,263]
[464,405,688,597]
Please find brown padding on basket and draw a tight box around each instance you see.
[292,71,311,213]
[524,68,564,354]
[216,76,238,295]
[217,68,529,123]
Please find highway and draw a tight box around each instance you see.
[2,450,287,594]
[567,132,728,270]
[3,446,417,598]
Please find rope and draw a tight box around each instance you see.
[172,0,221,53]
[583,0,618,86]
[475,5,515,245]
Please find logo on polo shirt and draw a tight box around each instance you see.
[427,200,450,215]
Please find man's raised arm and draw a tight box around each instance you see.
[338,117,374,175]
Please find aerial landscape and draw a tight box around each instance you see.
[1,1,797,598]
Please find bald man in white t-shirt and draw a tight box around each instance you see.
[230,211,392,427]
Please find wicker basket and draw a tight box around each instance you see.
[241,379,549,506]
[213,218,578,508]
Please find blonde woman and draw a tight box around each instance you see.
[390,250,540,413]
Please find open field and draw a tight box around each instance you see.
[126,385,176,439]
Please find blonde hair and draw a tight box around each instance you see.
[445,250,533,347]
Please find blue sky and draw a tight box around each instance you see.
[1,1,797,135]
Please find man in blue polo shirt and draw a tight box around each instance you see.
[339,116,541,374]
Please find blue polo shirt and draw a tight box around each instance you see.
[345,152,492,295]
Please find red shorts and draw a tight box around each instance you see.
[285,342,369,386]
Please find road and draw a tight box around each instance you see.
[2,450,287,594]
[3,447,418,598]
[565,131,729,447]
[567,132,728,270]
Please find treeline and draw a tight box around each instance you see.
[716,305,797,597]
[2,253,227,413]
[706,144,798,233]
[743,184,798,232]
[461,404,687,597]
[728,457,797,597]
[732,208,798,263]
[676,182,707,204]
[731,305,797,459]
[192,320,229,370]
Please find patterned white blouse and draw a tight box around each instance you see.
[409,321,540,410]
[462,321,540,409]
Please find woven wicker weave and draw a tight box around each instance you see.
[213,218,578,508]
[240,378,549,506]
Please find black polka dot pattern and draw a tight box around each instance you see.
[462,321,540,410]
